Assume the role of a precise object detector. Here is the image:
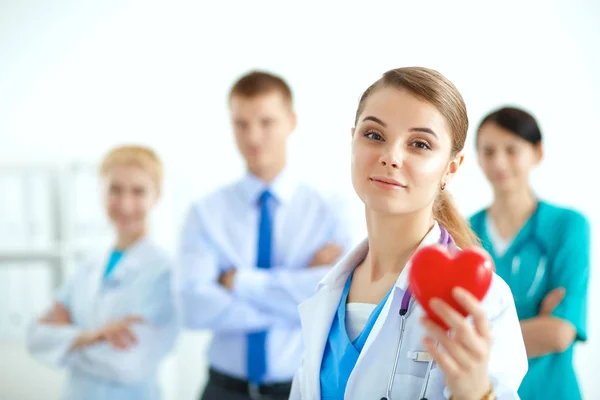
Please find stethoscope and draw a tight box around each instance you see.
[508,205,549,300]
[381,227,454,400]
[481,203,548,301]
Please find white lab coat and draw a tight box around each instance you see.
[26,237,180,400]
[290,228,528,400]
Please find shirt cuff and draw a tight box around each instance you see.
[233,269,271,301]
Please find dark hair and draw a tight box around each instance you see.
[229,71,293,106]
[477,107,542,145]
[355,67,479,249]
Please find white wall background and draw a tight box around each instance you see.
[1,0,598,399]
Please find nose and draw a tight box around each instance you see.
[245,125,263,145]
[490,151,509,170]
[379,148,403,169]
[118,194,135,214]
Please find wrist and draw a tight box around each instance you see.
[451,380,494,400]
[83,330,101,344]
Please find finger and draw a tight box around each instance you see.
[39,308,56,323]
[421,317,473,369]
[542,288,566,314]
[121,326,138,345]
[113,332,132,350]
[106,332,125,349]
[430,297,487,357]
[125,315,145,324]
[423,336,460,380]
[452,287,492,340]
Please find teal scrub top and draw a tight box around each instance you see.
[320,272,393,399]
[470,201,590,400]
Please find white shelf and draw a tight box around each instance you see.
[0,163,108,339]
[0,248,62,261]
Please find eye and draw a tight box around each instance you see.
[133,187,146,196]
[109,185,122,195]
[482,147,494,157]
[364,130,384,141]
[411,140,431,150]
[234,120,248,130]
[261,118,274,128]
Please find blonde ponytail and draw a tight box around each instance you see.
[433,190,480,249]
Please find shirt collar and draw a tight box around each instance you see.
[237,167,298,205]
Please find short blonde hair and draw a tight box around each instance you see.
[100,145,163,191]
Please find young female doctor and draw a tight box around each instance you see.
[469,107,590,400]
[290,68,528,400]
[27,145,179,400]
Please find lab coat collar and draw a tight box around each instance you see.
[98,236,154,284]
[316,221,442,291]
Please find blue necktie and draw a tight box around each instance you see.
[247,190,273,384]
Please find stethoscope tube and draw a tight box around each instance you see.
[383,314,407,400]
[380,310,435,400]
[380,226,454,400]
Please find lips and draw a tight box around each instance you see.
[369,176,407,188]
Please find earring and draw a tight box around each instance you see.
[440,182,446,191]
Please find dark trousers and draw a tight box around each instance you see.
[200,368,291,400]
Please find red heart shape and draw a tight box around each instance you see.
[408,245,494,331]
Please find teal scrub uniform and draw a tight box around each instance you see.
[470,201,590,400]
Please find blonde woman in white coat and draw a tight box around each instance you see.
[27,146,179,400]
[290,68,528,400]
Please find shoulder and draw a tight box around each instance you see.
[291,182,352,227]
[538,201,590,238]
[189,182,240,215]
[136,240,175,279]
[469,208,487,229]
[294,181,341,208]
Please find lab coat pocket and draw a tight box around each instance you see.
[401,350,438,377]
[391,373,425,399]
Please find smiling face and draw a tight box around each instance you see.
[102,165,158,236]
[351,86,463,216]
[476,121,542,195]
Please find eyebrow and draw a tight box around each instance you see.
[362,116,438,139]
[362,116,387,127]
[409,127,438,139]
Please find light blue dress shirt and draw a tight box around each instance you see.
[27,238,180,400]
[176,169,355,383]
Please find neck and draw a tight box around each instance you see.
[249,158,287,184]
[363,206,435,282]
[490,187,537,223]
[115,229,145,251]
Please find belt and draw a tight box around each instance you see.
[208,368,292,398]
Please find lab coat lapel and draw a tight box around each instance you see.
[298,239,368,398]
[81,248,111,327]
[298,285,344,399]
[106,237,150,285]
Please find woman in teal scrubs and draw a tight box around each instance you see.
[470,106,590,400]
